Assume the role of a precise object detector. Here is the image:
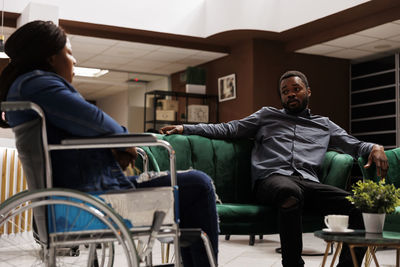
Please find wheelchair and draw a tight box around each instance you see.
[0,101,216,267]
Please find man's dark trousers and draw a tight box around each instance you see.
[255,174,365,267]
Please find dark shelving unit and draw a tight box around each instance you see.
[350,54,399,149]
[144,90,219,132]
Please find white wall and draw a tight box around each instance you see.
[127,77,169,132]
[97,90,129,128]
[97,76,169,133]
[147,77,170,94]
[128,77,169,108]
[0,129,15,148]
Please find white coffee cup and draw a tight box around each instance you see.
[324,215,349,231]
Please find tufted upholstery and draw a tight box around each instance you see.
[137,134,354,244]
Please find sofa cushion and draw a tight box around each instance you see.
[217,203,275,223]
[320,151,354,189]
[186,135,216,179]
[150,134,193,171]
[384,206,400,231]
[148,134,254,204]
[217,203,278,235]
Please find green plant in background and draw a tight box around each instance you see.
[346,179,400,214]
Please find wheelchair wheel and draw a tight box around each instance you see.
[0,188,138,267]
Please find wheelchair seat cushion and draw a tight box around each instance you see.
[48,187,175,233]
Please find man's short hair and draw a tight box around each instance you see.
[279,70,309,88]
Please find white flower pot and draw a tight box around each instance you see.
[362,213,386,233]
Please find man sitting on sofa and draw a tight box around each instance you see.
[160,70,388,267]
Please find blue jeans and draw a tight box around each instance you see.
[132,170,218,267]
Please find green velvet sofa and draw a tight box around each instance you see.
[138,134,354,245]
[358,147,400,232]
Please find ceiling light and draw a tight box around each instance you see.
[74,66,109,77]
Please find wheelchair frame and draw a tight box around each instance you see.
[0,101,184,267]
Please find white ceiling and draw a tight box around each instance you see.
[296,19,400,61]
[3,17,400,100]
[71,18,400,100]
[67,34,228,100]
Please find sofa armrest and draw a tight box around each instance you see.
[358,147,400,187]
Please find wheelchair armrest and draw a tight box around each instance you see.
[50,134,163,151]
[52,134,176,186]
[1,101,46,122]
[57,134,160,175]
[60,133,158,146]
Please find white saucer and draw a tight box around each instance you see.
[322,228,355,234]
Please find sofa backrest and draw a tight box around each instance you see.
[358,147,400,188]
[140,134,253,203]
[138,134,354,204]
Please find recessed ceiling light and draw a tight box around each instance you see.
[74,66,109,77]
[374,44,391,49]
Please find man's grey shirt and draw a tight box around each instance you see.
[183,107,375,186]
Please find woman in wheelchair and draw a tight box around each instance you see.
[0,20,218,267]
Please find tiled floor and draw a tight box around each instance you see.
[0,232,397,266]
[216,233,397,267]
[147,232,398,266]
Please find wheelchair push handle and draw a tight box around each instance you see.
[1,101,45,119]
[1,101,33,111]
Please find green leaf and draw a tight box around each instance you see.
[346,179,400,214]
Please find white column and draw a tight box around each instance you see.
[17,2,59,27]
[128,76,169,133]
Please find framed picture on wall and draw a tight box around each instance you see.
[218,74,236,102]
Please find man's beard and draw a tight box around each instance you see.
[282,97,309,114]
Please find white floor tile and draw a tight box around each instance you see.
[217,233,398,267]
[0,232,397,266]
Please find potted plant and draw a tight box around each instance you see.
[346,179,400,233]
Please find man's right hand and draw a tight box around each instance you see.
[159,125,183,135]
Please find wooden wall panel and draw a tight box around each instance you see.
[172,39,350,131]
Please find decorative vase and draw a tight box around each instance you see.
[362,213,386,233]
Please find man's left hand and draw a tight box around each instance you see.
[364,145,388,178]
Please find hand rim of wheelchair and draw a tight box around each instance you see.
[0,187,139,267]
